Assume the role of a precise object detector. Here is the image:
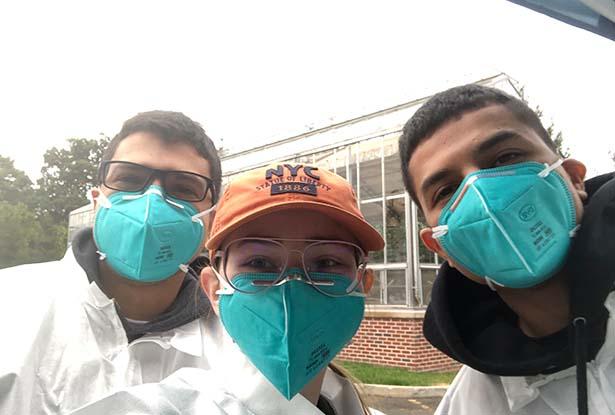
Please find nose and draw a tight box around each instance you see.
[285,249,305,270]
[146,171,165,190]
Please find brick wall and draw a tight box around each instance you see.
[338,309,460,372]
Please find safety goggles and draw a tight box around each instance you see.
[213,237,368,297]
[99,160,215,204]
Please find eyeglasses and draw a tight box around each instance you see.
[99,160,215,204]
[214,238,368,297]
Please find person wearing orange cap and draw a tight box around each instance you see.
[70,163,386,415]
[201,163,385,414]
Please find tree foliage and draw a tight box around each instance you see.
[0,156,33,205]
[0,135,109,269]
[0,202,42,269]
[36,136,109,223]
[518,86,570,158]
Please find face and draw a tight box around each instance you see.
[408,104,587,283]
[92,132,214,256]
[201,209,373,313]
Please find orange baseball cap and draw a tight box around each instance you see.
[206,163,385,252]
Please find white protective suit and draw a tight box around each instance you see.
[0,249,212,414]
[70,287,386,415]
[0,249,384,415]
[69,366,385,415]
[436,292,615,415]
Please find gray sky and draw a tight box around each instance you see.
[1,0,613,181]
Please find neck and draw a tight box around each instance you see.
[98,261,185,321]
[300,368,327,406]
[496,272,571,338]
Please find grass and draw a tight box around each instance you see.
[335,360,458,386]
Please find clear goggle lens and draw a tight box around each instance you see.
[218,238,367,297]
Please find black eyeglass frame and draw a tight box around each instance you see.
[99,160,216,203]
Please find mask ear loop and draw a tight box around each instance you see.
[89,189,112,262]
[211,250,235,295]
[538,159,564,178]
[89,189,112,209]
[192,204,216,223]
[484,277,503,292]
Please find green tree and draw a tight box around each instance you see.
[0,156,34,205]
[35,135,109,224]
[0,202,43,268]
[518,86,570,158]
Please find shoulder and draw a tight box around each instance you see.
[436,366,510,415]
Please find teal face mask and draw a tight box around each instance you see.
[432,160,577,289]
[217,268,365,400]
[93,185,212,282]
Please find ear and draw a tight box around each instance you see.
[89,187,101,209]
[562,159,588,202]
[200,266,221,316]
[420,227,446,258]
[362,268,375,294]
[202,211,216,245]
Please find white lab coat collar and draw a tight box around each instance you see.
[69,248,205,359]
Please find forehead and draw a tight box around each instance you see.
[221,209,356,246]
[408,104,549,199]
[111,131,211,177]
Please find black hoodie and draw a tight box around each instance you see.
[423,172,615,377]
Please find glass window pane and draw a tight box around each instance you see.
[420,267,437,306]
[335,147,348,179]
[384,152,405,196]
[358,139,382,199]
[386,269,406,305]
[386,198,406,263]
[359,158,381,200]
[366,269,384,305]
[349,144,358,191]
[417,208,436,264]
[361,201,384,263]
[313,149,336,172]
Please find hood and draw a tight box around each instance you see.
[423,172,615,376]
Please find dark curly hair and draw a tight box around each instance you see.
[101,110,222,202]
[399,84,556,205]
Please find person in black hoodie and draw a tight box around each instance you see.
[399,84,615,415]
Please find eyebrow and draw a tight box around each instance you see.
[419,130,525,201]
[474,130,522,155]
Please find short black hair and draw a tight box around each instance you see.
[101,110,222,202]
[399,84,557,205]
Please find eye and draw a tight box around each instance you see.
[314,258,340,268]
[244,256,279,271]
[432,184,457,205]
[494,151,523,166]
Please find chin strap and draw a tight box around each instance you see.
[573,316,588,415]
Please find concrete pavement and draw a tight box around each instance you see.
[366,396,441,415]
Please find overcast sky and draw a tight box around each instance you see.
[0,0,613,181]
